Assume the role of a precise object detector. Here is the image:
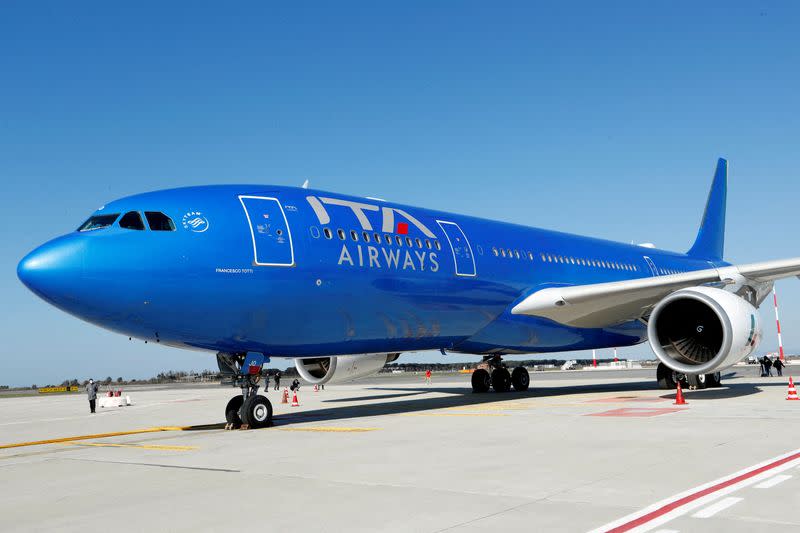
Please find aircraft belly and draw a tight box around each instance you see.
[454,311,648,354]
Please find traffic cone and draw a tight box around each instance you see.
[281,388,289,404]
[291,389,300,407]
[787,377,799,401]
[313,384,318,393]
[674,381,687,405]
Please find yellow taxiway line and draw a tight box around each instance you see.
[0,426,192,450]
[59,442,198,451]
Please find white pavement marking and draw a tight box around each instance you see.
[691,497,742,518]
[587,448,800,533]
[754,474,792,489]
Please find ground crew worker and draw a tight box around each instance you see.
[764,356,773,377]
[274,370,282,391]
[425,369,432,385]
[86,379,99,413]
[774,357,785,377]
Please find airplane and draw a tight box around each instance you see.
[17,158,800,429]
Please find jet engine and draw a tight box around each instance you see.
[648,286,762,375]
[294,353,400,385]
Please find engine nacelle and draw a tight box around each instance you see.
[294,353,400,385]
[648,286,762,375]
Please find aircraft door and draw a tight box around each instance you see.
[437,220,476,277]
[239,195,295,267]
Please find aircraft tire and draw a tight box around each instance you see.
[243,394,273,429]
[472,369,491,393]
[491,368,512,393]
[687,373,708,390]
[656,363,677,390]
[225,395,244,428]
[706,372,722,388]
[511,367,530,392]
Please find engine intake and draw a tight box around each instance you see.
[295,353,400,385]
[648,286,761,374]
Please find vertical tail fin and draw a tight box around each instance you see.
[687,158,727,262]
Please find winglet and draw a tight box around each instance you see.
[687,158,727,262]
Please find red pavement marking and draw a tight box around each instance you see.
[588,407,685,417]
[587,396,669,404]
[603,449,800,532]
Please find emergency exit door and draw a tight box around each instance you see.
[437,220,476,277]
[239,196,295,267]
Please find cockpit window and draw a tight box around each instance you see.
[78,214,120,232]
[144,212,176,231]
[119,211,145,230]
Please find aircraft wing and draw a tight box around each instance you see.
[510,257,800,328]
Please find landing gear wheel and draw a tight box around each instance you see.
[511,367,530,392]
[472,369,491,393]
[687,373,708,390]
[243,394,273,429]
[656,363,678,390]
[706,372,722,388]
[225,395,244,429]
[491,368,512,393]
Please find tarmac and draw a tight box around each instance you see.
[2,365,800,532]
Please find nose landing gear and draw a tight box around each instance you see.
[218,352,274,430]
[471,355,530,393]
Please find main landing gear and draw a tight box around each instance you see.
[656,362,722,390]
[217,352,273,430]
[471,355,530,393]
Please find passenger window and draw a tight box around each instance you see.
[425,239,432,249]
[310,226,321,239]
[363,231,370,243]
[435,240,442,251]
[144,212,176,231]
[528,252,534,260]
[385,234,393,245]
[514,250,520,259]
[374,233,381,243]
[396,236,403,246]
[501,249,507,258]
[406,237,413,247]
[493,247,499,257]
[350,230,358,241]
[323,228,333,239]
[416,238,422,248]
[119,211,145,230]
[337,229,346,240]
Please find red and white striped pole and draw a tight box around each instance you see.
[592,349,597,368]
[773,287,785,362]
[613,348,619,363]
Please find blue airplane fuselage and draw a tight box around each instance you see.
[18,185,725,360]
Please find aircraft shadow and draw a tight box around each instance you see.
[272,379,659,426]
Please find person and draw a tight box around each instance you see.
[759,357,766,377]
[273,370,282,391]
[764,356,773,377]
[425,369,432,385]
[86,379,99,413]
[773,357,785,377]
[290,378,300,392]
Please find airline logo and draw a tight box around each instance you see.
[306,196,440,273]
[182,211,210,233]
[306,196,436,237]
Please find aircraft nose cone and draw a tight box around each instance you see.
[18,236,85,303]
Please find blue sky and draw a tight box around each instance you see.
[1,2,799,386]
